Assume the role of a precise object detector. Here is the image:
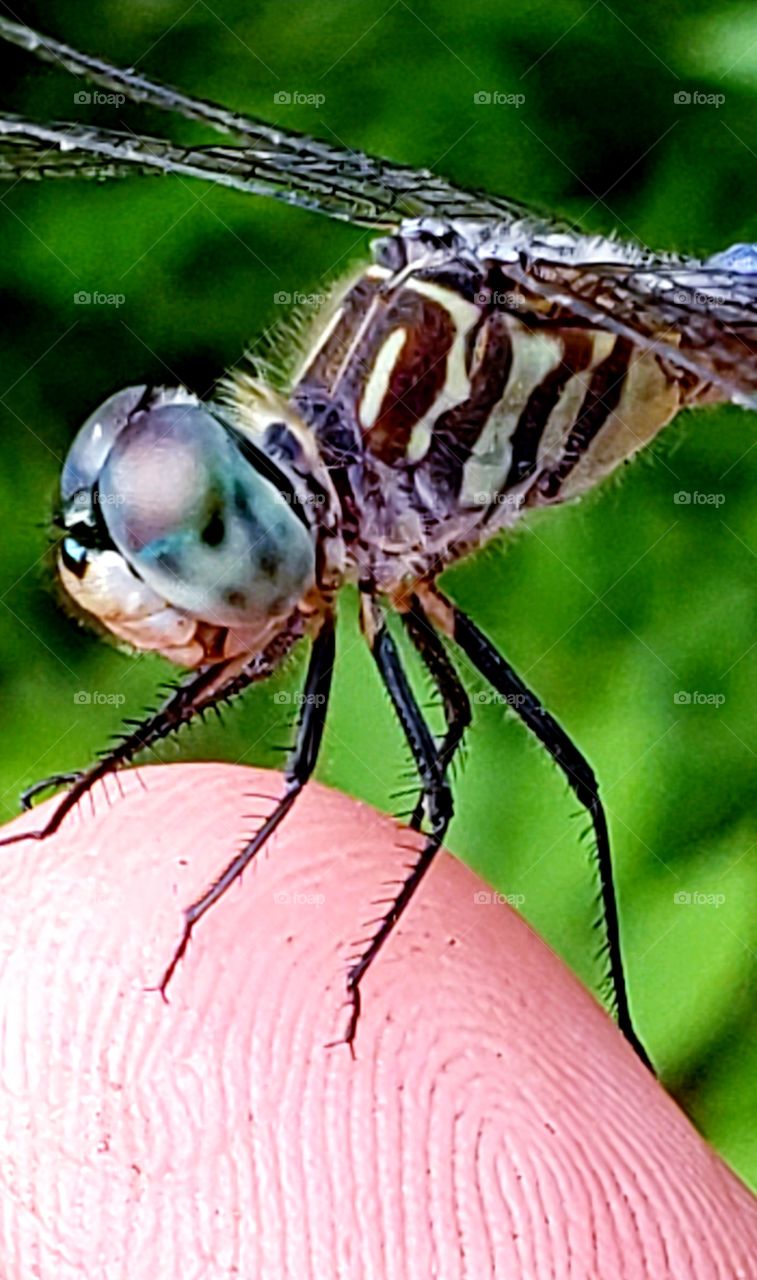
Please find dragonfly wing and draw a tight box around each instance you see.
[0,115,404,223]
[604,264,757,404]
[0,16,534,229]
[4,18,756,404]
[509,257,757,408]
[0,118,174,184]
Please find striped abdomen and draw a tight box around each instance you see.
[294,263,682,532]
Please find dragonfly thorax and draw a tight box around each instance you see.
[288,224,684,591]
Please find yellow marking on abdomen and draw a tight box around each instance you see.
[359,326,408,429]
[460,323,564,506]
[403,278,481,463]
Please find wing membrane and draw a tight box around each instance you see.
[2,16,756,404]
[513,258,757,406]
[0,116,404,223]
[0,16,533,228]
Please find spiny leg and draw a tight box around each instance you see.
[442,594,651,1068]
[401,602,471,830]
[158,615,336,995]
[1,662,229,847]
[21,772,83,810]
[1,627,301,849]
[341,618,453,1051]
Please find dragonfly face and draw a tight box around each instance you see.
[57,384,344,668]
[0,15,754,1067]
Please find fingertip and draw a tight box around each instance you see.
[0,763,752,1279]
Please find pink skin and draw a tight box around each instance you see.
[0,763,753,1278]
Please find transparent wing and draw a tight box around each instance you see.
[0,125,152,185]
[2,16,756,405]
[0,116,406,224]
[0,16,534,229]
[512,257,757,406]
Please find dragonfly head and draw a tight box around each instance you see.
[56,385,342,667]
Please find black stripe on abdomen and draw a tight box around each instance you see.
[526,336,634,505]
[503,332,595,490]
[416,313,513,501]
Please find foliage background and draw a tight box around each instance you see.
[0,0,754,1187]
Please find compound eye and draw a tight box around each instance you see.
[98,403,315,626]
[60,386,150,502]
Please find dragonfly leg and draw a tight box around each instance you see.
[445,597,652,1068]
[157,615,335,997]
[0,662,239,848]
[401,605,471,829]
[0,625,304,849]
[340,619,453,1053]
[20,772,84,810]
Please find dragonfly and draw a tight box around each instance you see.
[1,18,756,1066]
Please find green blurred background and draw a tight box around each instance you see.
[0,0,754,1186]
